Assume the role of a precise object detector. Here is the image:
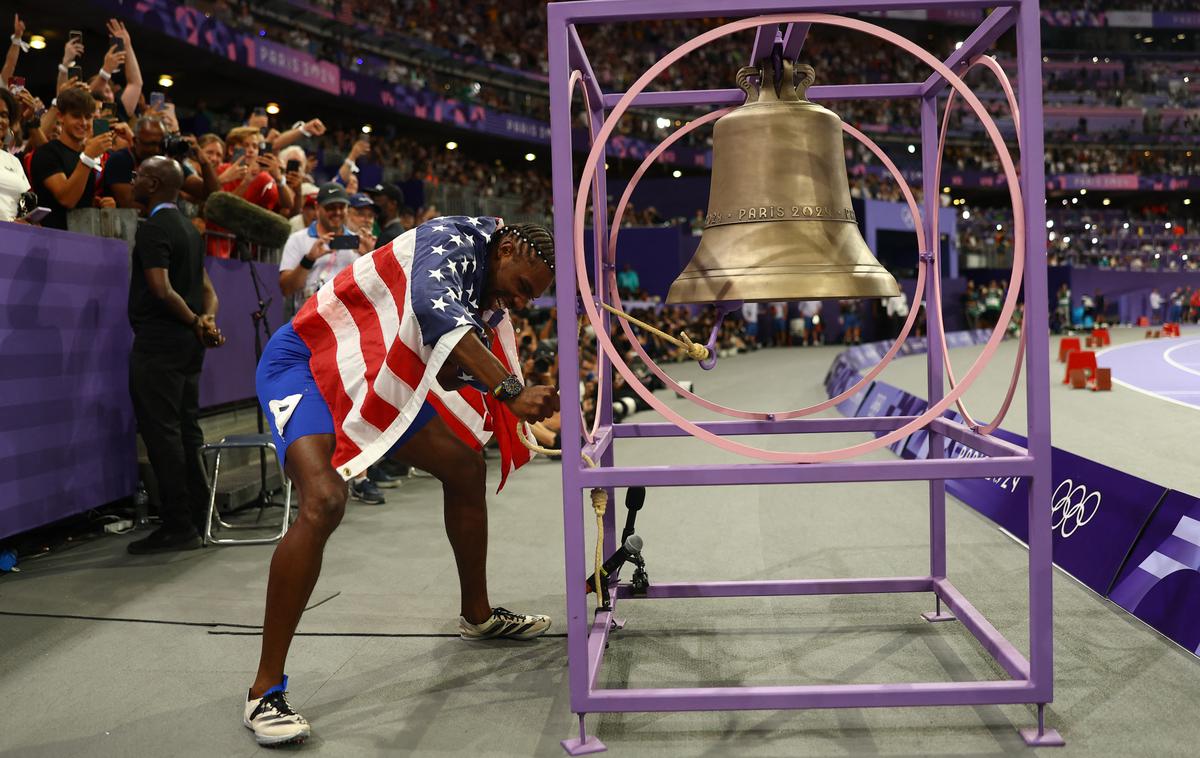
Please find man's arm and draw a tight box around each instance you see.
[56,38,84,92]
[200,267,218,318]
[110,182,137,209]
[93,45,126,100]
[182,143,219,201]
[279,231,332,297]
[108,19,142,116]
[1,13,23,84]
[338,139,370,185]
[449,332,558,422]
[41,134,112,209]
[143,267,198,325]
[271,118,325,153]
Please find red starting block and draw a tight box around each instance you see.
[1091,367,1112,392]
[1163,323,1181,337]
[1137,316,1150,327]
[1058,337,1082,363]
[1063,350,1098,384]
[1091,328,1111,347]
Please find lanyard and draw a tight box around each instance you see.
[150,202,177,217]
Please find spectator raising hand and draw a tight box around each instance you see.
[271,117,326,152]
[217,154,250,185]
[338,137,369,185]
[2,13,25,84]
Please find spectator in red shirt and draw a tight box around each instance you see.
[218,126,292,213]
[206,126,293,257]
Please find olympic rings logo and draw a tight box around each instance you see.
[1051,479,1101,538]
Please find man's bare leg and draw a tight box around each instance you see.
[392,415,492,624]
[250,434,347,698]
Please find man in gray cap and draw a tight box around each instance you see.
[278,183,375,300]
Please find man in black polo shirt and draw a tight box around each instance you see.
[29,86,114,230]
[127,155,227,554]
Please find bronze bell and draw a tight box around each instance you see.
[667,61,900,304]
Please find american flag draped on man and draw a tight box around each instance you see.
[245,189,559,748]
[291,215,533,490]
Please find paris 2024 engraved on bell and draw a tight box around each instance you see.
[667,61,901,304]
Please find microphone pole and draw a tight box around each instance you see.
[621,486,646,545]
[244,242,277,510]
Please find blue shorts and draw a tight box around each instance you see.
[256,322,436,472]
[843,313,860,328]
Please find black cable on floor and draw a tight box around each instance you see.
[0,610,232,628]
[207,630,569,638]
[0,592,343,630]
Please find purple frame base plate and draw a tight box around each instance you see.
[1019,728,1066,747]
[920,611,957,623]
[561,736,607,755]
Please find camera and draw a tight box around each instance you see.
[16,191,38,218]
[162,134,191,159]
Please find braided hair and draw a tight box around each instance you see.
[492,223,555,272]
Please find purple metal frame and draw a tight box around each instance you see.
[547,2,1059,754]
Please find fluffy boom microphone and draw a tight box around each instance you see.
[203,191,293,249]
[584,534,643,594]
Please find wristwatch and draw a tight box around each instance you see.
[491,374,523,402]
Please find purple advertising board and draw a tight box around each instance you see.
[198,259,286,408]
[1109,490,1200,655]
[0,226,137,540]
[253,39,340,95]
[837,370,1167,596]
[824,339,1200,654]
[821,332,1168,596]
[944,427,1166,595]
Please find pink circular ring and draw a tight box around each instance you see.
[601,115,929,420]
[568,70,607,444]
[572,13,1026,463]
[931,55,1025,434]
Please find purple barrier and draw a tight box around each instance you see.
[824,333,1170,598]
[1109,490,1200,655]
[0,225,137,540]
[945,428,1166,596]
[199,259,285,409]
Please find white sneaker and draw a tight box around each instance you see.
[459,606,552,641]
[243,676,311,746]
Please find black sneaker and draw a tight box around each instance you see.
[367,464,401,489]
[349,478,386,505]
[127,527,202,555]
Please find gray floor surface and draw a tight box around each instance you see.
[2,327,1198,757]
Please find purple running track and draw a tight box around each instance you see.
[1099,334,1200,410]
